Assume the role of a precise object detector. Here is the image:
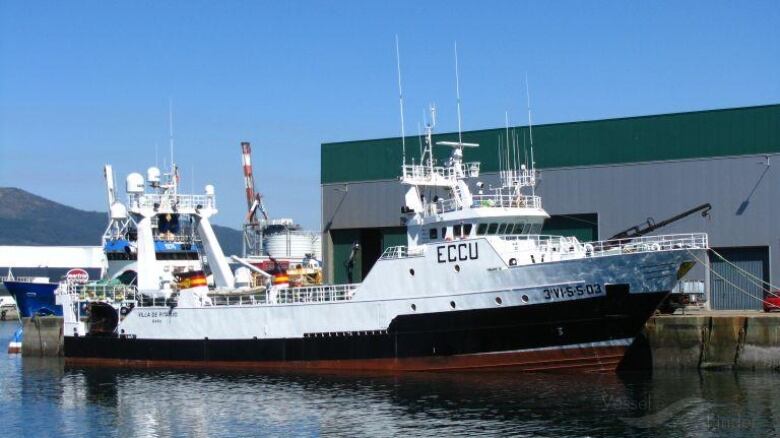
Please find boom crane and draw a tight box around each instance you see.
[241,142,268,256]
[609,203,712,241]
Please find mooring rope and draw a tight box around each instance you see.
[708,247,780,292]
[685,249,780,306]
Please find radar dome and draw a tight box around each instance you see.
[147,167,161,183]
[204,184,215,196]
[110,202,128,219]
[126,173,145,193]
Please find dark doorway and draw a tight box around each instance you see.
[360,228,383,278]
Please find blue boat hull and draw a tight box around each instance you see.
[3,281,61,317]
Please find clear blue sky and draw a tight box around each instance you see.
[1,1,778,230]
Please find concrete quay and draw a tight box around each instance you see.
[642,311,780,370]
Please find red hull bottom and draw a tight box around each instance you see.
[65,344,628,373]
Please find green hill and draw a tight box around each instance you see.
[0,187,244,255]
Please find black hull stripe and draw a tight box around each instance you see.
[65,290,668,370]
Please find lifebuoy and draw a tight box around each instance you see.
[584,243,594,256]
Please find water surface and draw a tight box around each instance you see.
[0,322,776,437]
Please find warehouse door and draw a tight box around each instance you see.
[360,229,382,278]
[709,247,769,310]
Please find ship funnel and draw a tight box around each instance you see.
[147,167,161,184]
[126,173,145,193]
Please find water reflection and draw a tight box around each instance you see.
[1,322,779,437]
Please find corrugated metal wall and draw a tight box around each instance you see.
[710,247,769,310]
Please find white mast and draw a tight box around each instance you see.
[525,73,536,196]
[454,42,463,146]
[168,98,177,193]
[395,35,407,165]
[525,74,535,172]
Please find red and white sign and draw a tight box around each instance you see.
[65,268,89,284]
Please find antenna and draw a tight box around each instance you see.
[504,111,511,173]
[395,35,407,165]
[454,42,463,146]
[525,73,536,197]
[497,133,503,176]
[525,73,535,171]
[417,122,423,159]
[168,98,175,170]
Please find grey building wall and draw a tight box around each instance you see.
[322,153,778,298]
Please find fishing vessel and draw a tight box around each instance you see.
[5,164,202,318]
[58,113,708,372]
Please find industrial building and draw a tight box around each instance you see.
[320,104,780,310]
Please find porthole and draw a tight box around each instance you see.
[495,297,503,305]
[454,264,461,272]
[450,301,456,309]
[521,295,529,303]
[411,303,417,311]
[409,268,415,276]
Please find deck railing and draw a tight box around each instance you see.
[471,194,542,209]
[499,232,708,257]
[401,162,480,185]
[380,246,425,260]
[128,193,216,211]
[584,233,709,256]
[57,281,359,308]
[436,194,542,213]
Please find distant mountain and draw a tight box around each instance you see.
[0,187,244,255]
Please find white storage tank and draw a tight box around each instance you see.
[261,219,321,260]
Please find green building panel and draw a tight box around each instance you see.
[542,214,599,242]
[322,104,780,184]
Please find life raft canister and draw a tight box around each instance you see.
[272,275,290,285]
[178,270,207,289]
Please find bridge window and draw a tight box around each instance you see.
[512,223,524,234]
[477,223,488,235]
[463,224,473,236]
[487,223,499,234]
[530,223,543,234]
[497,223,507,234]
[441,227,447,239]
[454,224,462,238]
[429,228,438,239]
[522,223,532,234]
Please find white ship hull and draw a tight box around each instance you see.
[63,240,703,372]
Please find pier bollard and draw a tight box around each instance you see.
[21,316,64,357]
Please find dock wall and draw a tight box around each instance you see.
[641,314,780,370]
[21,316,63,357]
